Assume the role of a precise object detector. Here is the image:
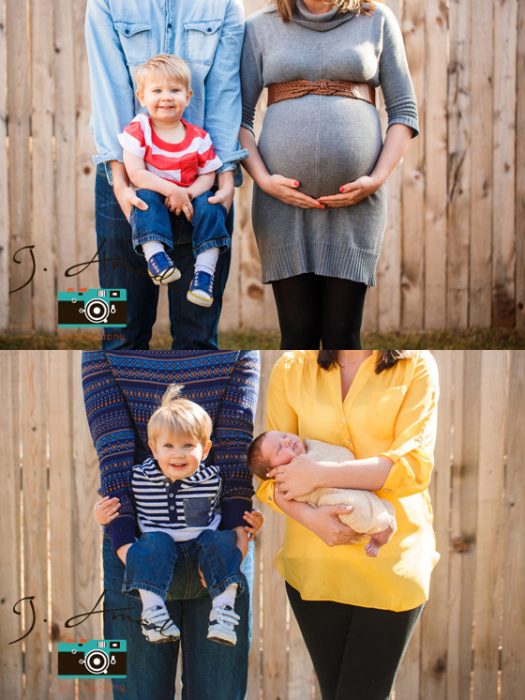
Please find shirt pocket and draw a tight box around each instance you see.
[184,20,222,66]
[114,21,152,66]
[183,497,212,527]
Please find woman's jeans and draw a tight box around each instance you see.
[103,534,253,700]
[95,165,233,349]
[131,189,230,257]
[123,530,244,599]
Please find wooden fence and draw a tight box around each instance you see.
[0,350,524,699]
[0,1,524,336]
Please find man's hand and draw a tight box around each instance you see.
[113,184,148,222]
[93,496,121,525]
[243,510,264,539]
[110,160,147,221]
[208,170,234,212]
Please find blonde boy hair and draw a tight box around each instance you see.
[148,384,212,446]
[134,54,192,95]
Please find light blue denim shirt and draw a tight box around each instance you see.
[85,0,248,180]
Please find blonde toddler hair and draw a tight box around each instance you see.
[134,54,192,95]
[148,384,212,446]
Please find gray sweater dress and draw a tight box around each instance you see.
[240,1,419,285]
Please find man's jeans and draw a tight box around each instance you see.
[103,534,253,700]
[95,165,232,349]
[123,530,243,599]
[131,189,230,258]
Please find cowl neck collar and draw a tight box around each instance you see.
[291,0,356,32]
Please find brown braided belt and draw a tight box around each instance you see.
[267,79,376,107]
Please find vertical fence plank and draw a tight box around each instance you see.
[469,1,494,327]
[516,1,525,330]
[0,352,23,698]
[6,0,32,330]
[400,0,425,329]
[420,351,452,699]
[74,0,98,293]
[491,0,518,327]
[423,3,448,329]
[447,351,480,700]
[20,352,50,698]
[0,0,9,331]
[501,352,525,697]
[54,0,77,305]
[30,0,56,331]
[247,534,262,700]
[446,0,471,330]
[472,351,508,698]
[49,352,76,699]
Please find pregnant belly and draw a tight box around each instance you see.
[258,95,383,198]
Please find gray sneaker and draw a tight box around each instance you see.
[207,604,240,646]
[141,604,180,643]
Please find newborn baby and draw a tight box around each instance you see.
[248,431,396,557]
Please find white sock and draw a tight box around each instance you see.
[194,247,219,276]
[212,583,238,610]
[139,589,165,612]
[142,240,166,262]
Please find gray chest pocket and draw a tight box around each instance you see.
[183,497,212,527]
[115,21,151,66]
[184,20,222,65]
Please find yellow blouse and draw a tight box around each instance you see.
[257,350,440,612]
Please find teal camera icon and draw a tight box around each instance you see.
[57,639,127,678]
[57,288,127,328]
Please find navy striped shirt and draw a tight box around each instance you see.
[132,457,222,541]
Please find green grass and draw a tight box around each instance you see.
[0,327,524,349]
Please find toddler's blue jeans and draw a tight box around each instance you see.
[131,189,230,258]
[123,529,243,599]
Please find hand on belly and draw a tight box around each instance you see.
[317,174,384,207]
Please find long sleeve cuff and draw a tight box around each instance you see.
[106,514,136,554]
[255,478,284,516]
[217,147,249,173]
[221,496,253,530]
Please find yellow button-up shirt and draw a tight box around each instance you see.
[257,350,440,612]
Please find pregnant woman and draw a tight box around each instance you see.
[240,0,418,349]
[258,350,440,699]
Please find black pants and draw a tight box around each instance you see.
[286,583,424,700]
[271,273,368,349]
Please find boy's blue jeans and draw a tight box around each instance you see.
[131,189,230,258]
[103,534,253,700]
[123,529,243,599]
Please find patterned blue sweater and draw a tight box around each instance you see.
[82,351,260,552]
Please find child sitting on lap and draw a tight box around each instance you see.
[248,431,395,557]
[118,54,230,307]
[95,385,262,645]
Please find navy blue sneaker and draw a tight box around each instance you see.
[147,251,180,286]
[187,271,214,307]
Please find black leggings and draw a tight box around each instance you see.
[271,273,368,349]
[286,583,423,700]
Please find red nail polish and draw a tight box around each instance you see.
[339,186,345,192]
[294,181,300,187]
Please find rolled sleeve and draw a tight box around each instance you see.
[203,0,247,173]
[379,353,439,497]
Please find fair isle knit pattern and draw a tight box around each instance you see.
[82,351,260,552]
